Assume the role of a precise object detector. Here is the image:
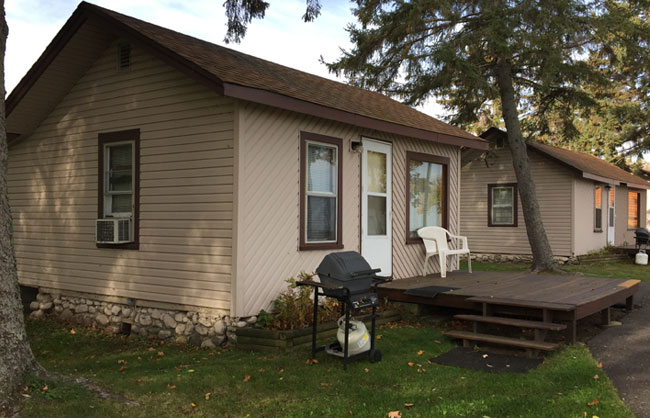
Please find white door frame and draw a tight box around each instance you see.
[607,186,616,246]
[361,138,392,276]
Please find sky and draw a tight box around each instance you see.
[4,0,445,118]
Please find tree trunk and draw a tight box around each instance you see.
[495,59,557,271]
[0,0,41,409]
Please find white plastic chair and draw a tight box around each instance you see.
[417,226,472,278]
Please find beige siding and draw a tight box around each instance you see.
[8,41,234,312]
[460,147,574,256]
[573,178,607,255]
[234,102,461,316]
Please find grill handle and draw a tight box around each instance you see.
[349,268,381,277]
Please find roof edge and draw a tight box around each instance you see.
[223,82,489,150]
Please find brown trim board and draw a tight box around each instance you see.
[224,83,488,151]
[299,131,344,251]
[405,151,449,245]
[97,128,140,250]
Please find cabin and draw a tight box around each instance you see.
[461,128,649,260]
[7,2,487,342]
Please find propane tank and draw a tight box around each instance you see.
[635,250,648,265]
[336,316,370,355]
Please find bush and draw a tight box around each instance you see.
[257,272,341,330]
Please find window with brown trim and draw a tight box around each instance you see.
[406,152,448,244]
[97,129,140,250]
[488,183,518,227]
[299,132,343,250]
[594,185,603,231]
[628,190,641,229]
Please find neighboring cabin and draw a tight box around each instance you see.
[461,128,649,259]
[6,1,487,339]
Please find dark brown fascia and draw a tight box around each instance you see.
[7,1,488,152]
[222,83,488,150]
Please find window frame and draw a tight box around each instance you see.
[487,183,518,227]
[594,185,603,232]
[299,131,343,251]
[405,151,449,245]
[97,129,140,250]
[628,190,641,230]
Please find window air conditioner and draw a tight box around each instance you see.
[96,218,133,244]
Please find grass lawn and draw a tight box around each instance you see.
[461,259,650,282]
[21,318,632,418]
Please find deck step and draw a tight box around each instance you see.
[467,296,576,312]
[454,314,567,331]
[443,330,560,351]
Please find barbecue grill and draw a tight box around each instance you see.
[635,228,650,249]
[297,251,389,369]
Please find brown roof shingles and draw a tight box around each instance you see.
[88,3,481,143]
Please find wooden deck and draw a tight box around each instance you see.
[378,271,640,345]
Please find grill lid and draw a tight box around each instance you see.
[316,251,376,282]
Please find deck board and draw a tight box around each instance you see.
[378,271,639,321]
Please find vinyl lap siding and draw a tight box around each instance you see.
[461,147,574,256]
[8,42,234,312]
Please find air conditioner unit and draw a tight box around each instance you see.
[96,218,133,244]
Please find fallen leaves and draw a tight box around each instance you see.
[408,362,415,367]
[364,368,369,373]
[404,403,414,407]
[387,411,402,418]
[593,374,599,380]
[587,398,599,407]
[597,361,603,368]
[204,392,211,400]
[433,339,441,344]
[417,350,424,356]
[306,359,319,365]
[187,369,195,373]
[243,375,251,382]
[320,382,330,387]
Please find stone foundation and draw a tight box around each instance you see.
[28,291,254,347]
[470,253,579,265]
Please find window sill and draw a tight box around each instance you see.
[299,243,344,251]
[593,229,603,233]
[97,243,139,250]
[488,224,518,227]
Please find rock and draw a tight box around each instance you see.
[201,339,216,349]
[213,334,226,346]
[122,307,132,318]
[39,302,53,311]
[191,313,199,324]
[195,324,209,336]
[175,336,188,344]
[29,301,40,311]
[151,309,162,320]
[183,324,194,336]
[111,306,121,316]
[236,321,247,328]
[96,314,110,326]
[158,330,172,339]
[198,316,212,328]
[153,319,163,328]
[138,328,148,337]
[53,298,61,305]
[62,302,70,309]
[111,316,121,323]
[30,310,44,319]
[175,324,186,335]
[162,314,177,329]
[213,320,226,336]
[60,309,74,321]
[76,304,89,313]
[246,316,257,325]
[54,306,63,313]
[139,314,152,326]
[89,307,96,314]
[103,306,112,316]
[174,313,185,323]
[189,333,202,347]
[36,293,52,303]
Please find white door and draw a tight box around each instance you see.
[361,139,392,276]
[607,186,615,246]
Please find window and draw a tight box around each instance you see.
[495,136,505,149]
[628,190,641,229]
[488,183,518,227]
[594,186,603,231]
[299,132,343,250]
[406,152,448,243]
[98,129,140,249]
[609,187,616,228]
